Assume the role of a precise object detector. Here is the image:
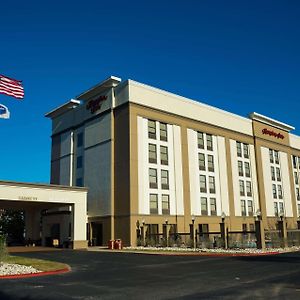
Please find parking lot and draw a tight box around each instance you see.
[0,250,300,299]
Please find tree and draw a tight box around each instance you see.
[0,209,25,246]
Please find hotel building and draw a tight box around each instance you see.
[46,76,300,246]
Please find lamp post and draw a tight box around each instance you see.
[191,215,196,248]
[142,219,146,247]
[165,219,169,247]
[254,209,265,249]
[278,212,287,248]
[220,212,226,249]
[136,220,140,246]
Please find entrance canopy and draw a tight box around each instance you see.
[0,180,88,249]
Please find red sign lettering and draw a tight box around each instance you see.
[262,128,284,139]
[86,95,107,114]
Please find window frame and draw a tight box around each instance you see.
[160,123,168,141]
[148,143,157,164]
[150,194,158,214]
[149,168,158,189]
[148,120,156,139]
[160,146,168,165]
[161,169,169,190]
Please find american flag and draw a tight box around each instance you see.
[0,74,24,99]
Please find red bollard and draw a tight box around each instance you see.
[108,240,115,249]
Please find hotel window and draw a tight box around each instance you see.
[242,224,247,232]
[209,176,216,194]
[272,184,277,199]
[271,167,276,181]
[148,144,157,163]
[246,181,252,197]
[274,202,279,216]
[210,198,217,215]
[236,142,242,157]
[298,204,300,216]
[206,134,213,151]
[149,168,158,189]
[207,155,214,172]
[199,224,209,237]
[197,132,204,149]
[200,175,207,193]
[77,156,83,169]
[243,144,249,158]
[295,172,299,185]
[150,194,158,214]
[148,120,156,139]
[279,202,284,215]
[162,195,170,215]
[297,188,300,201]
[248,200,253,216]
[274,151,279,164]
[269,149,274,163]
[161,170,169,190]
[276,168,281,181]
[160,146,168,165]
[239,180,245,196]
[198,153,206,171]
[241,200,246,216]
[293,156,297,169]
[77,132,83,148]
[278,185,283,199]
[201,197,208,215]
[160,123,168,141]
[238,161,243,176]
[76,177,83,187]
[244,162,250,177]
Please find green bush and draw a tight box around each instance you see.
[0,235,8,262]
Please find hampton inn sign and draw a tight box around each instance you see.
[262,128,285,140]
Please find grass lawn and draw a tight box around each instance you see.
[2,255,69,272]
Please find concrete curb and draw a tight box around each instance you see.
[89,248,282,257]
[145,251,281,257]
[0,267,71,280]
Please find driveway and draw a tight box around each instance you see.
[0,250,300,299]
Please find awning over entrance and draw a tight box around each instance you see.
[0,180,88,249]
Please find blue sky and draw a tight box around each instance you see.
[0,0,299,183]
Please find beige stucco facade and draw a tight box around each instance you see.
[46,76,300,247]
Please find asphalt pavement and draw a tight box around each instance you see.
[0,250,300,299]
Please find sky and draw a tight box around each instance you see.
[0,0,299,183]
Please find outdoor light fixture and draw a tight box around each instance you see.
[165,219,168,225]
[221,212,226,223]
[142,219,145,226]
[255,209,262,221]
[279,212,284,221]
[191,214,195,225]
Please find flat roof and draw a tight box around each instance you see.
[249,112,295,132]
[45,99,80,119]
[0,180,88,192]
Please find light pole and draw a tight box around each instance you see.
[254,209,265,249]
[191,215,195,248]
[142,219,146,247]
[220,212,226,249]
[278,212,287,248]
[165,219,169,247]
